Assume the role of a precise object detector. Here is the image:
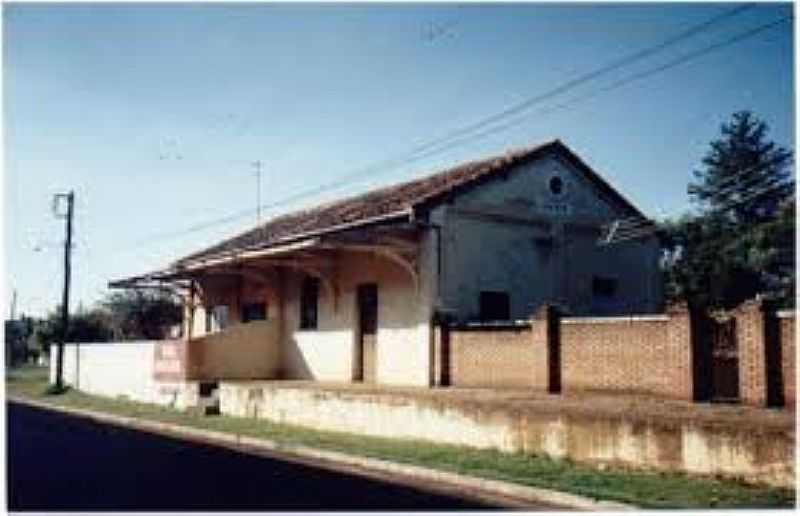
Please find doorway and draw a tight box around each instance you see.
[355,283,378,383]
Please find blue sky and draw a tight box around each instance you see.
[4,2,794,317]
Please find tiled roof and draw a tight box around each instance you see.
[174,139,642,267]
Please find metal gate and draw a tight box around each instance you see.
[708,317,739,402]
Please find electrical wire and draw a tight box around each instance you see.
[602,153,795,232]
[124,11,791,252]
[601,179,793,245]
[405,4,757,151]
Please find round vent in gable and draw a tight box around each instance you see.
[548,175,566,197]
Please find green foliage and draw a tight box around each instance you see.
[663,112,795,309]
[100,289,182,340]
[31,306,116,352]
[688,110,793,224]
[30,289,183,350]
[5,318,33,365]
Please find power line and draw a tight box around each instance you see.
[604,154,796,230]
[403,3,756,157]
[126,10,788,251]
[690,151,793,194]
[413,14,793,166]
[601,179,794,245]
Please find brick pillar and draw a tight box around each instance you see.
[736,299,770,407]
[665,302,696,401]
[531,305,560,393]
[780,314,796,410]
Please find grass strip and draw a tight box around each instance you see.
[6,365,795,509]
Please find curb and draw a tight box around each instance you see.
[8,396,637,511]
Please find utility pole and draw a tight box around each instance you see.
[9,288,17,320]
[252,160,262,224]
[52,191,74,390]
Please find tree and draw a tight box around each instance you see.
[688,110,793,224]
[29,290,182,355]
[31,306,116,356]
[663,111,795,309]
[101,289,183,340]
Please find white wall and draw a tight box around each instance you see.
[281,250,434,386]
[49,341,194,407]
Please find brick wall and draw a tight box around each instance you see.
[529,307,553,392]
[446,323,544,388]
[436,300,793,408]
[561,316,674,397]
[443,306,692,397]
[779,312,795,410]
[736,300,768,406]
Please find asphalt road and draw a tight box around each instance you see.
[7,402,508,511]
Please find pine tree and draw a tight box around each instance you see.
[688,110,793,224]
[663,111,795,309]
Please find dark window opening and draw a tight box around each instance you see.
[300,277,319,330]
[479,291,511,321]
[242,302,267,323]
[592,276,618,298]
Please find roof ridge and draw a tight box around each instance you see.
[175,138,650,267]
[170,140,561,266]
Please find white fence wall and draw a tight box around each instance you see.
[49,341,186,405]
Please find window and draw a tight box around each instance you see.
[300,277,319,330]
[205,305,229,333]
[592,276,618,298]
[241,302,267,323]
[479,291,510,321]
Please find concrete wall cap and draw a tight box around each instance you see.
[561,314,669,324]
[459,320,532,329]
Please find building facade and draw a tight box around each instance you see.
[112,140,662,386]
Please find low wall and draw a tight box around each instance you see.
[438,301,792,406]
[220,383,795,488]
[778,311,796,409]
[186,320,280,381]
[446,323,545,388]
[50,341,197,408]
[442,310,692,399]
[560,314,692,399]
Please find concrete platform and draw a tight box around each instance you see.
[223,380,794,430]
[220,380,796,488]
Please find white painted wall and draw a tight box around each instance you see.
[281,250,434,386]
[49,341,195,407]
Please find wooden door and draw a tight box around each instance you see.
[356,284,378,383]
[709,317,739,402]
